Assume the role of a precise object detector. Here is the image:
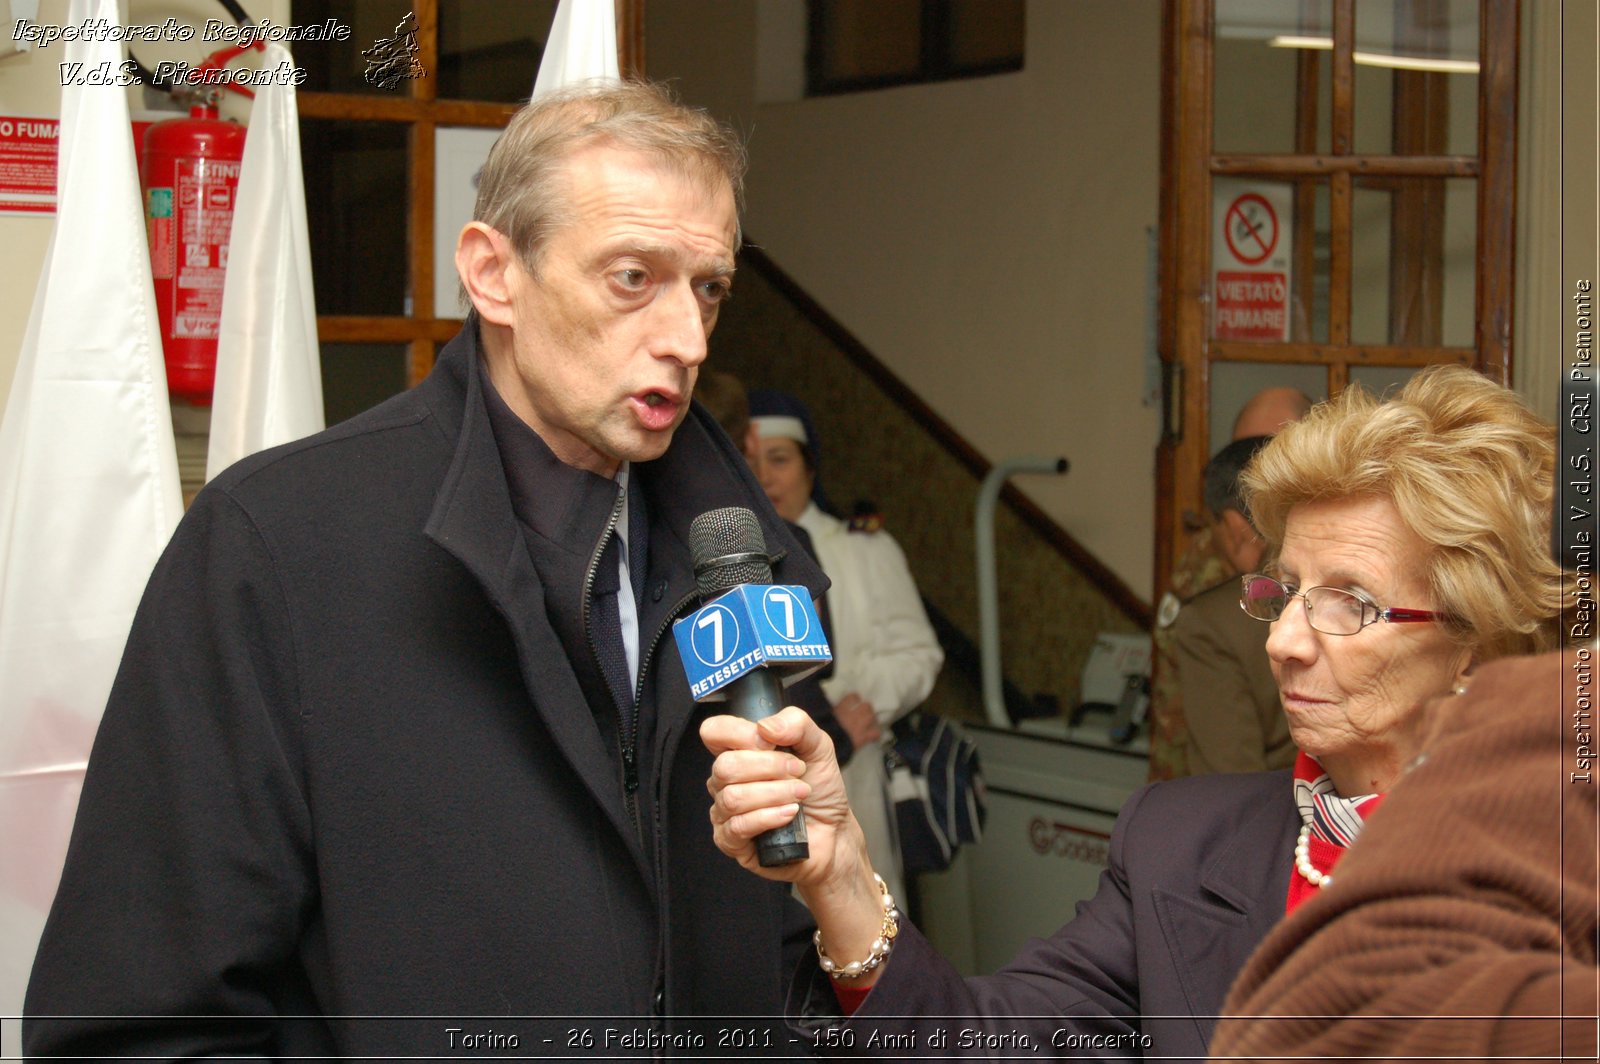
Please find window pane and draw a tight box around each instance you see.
[811,0,924,86]
[1349,364,1425,397]
[946,0,1025,71]
[808,0,1023,94]
[294,0,420,96]
[1208,361,1329,457]
[1350,176,1476,346]
[1353,0,1480,157]
[321,343,409,426]
[300,120,409,316]
[438,0,558,102]
[1213,0,1333,154]
[434,126,502,319]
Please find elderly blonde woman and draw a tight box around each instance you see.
[702,365,1564,1059]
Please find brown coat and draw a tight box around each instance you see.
[1148,526,1235,780]
[1171,579,1292,775]
[1211,648,1599,1061]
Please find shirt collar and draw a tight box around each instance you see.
[479,363,620,549]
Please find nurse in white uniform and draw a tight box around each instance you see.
[749,392,944,904]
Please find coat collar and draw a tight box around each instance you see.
[419,322,830,871]
[1196,776,1297,913]
[422,324,637,861]
[479,361,621,555]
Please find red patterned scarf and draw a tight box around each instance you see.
[1286,750,1384,913]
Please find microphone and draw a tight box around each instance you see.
[680,506,830,866]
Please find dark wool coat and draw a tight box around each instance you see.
[25,324,828,1058]
[803,769,1298,1062]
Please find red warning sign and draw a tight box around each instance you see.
[1212,180,1293,342]
[1223,193,1278,266]
[1215,271,1289,341]
[0,116,160,216]
[0,116,59,214]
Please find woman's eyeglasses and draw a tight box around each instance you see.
[1239,573,1447,636]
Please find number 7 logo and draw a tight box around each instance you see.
[690,604,740,667]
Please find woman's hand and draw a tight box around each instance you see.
[834,692,882,748]
[703,706,893,988]
[702,706,866,890]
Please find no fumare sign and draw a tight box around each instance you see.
[1212,179,1293,342]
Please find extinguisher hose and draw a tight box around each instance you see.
[125,0,255,94]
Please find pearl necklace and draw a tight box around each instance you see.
[1294,825,1332,888]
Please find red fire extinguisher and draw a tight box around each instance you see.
[140,102,246,406]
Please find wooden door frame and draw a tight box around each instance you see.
[1154,0,1518,598]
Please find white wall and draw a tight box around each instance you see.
[649,0,1164,601]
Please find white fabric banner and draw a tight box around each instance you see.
[207,42,324,482]
[0,0,182,1034]
[532,0,620,99]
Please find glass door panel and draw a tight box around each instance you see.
[1207,361,1330,458]
[1352,0,1481,157]
[437,0,559,101]
[1163,0,1512,601]
[300,119,409,316]
[320,343,409,425]
[1349,364,1426,397]
[1349,176,1478,346]
[1214,0,1334,154]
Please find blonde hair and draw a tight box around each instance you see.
[1242,365,1563,661]
[474,80,747,274]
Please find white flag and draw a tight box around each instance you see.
[0,0,182,1036]
[532,0,620,99]
[207,43,323,482]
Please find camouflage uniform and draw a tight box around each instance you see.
[1147,526,1237,781]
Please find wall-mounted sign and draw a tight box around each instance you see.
[1212,178,1294,342]
[1,112,169,217]
[0,115,58,214]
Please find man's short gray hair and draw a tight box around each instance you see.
[473,79,747,275]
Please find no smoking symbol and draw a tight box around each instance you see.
[1224,193,1278,265]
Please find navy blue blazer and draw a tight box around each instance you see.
[832,769,1298,1061]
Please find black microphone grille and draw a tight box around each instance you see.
[689,507,773,598]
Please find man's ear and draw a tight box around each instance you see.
[1217,508,1265,572]
[456,222,517,326]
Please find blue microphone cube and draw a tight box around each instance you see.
[673,585,833,701]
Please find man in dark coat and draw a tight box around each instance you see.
[24,81,828,1057]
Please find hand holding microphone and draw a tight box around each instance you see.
[700,705,865,888]
[676,507,833,866]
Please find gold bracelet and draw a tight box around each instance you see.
[812,873,900,980]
